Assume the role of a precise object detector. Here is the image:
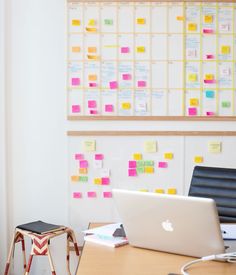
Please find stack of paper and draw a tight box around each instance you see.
[83,223,128,248]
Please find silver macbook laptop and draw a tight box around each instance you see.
[113,189,236,258]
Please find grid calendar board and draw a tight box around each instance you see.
[67,1,236,118]
[68,132,236,243]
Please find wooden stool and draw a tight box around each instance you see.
[4,227,80,275]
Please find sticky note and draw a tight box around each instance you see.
[90,110,98,115]
[188,74,197,82]
[205,74,214,80]
[73,192,82,199]
[105,104,113,113]
[79,168,88,174]
[87,191,96,198]
[72,46,80,53]
[128,169,137,177]
[75,153,84,160]
[109,81,118,89]
[93,159,103,169]
[85,27,97,32]
[121,102,131,110]
[188,107,197,116]
[176,16,184,21]
[221,101,231,108]
[88,100,97,108]
[136,18,145,24]
[164,153,173,160]
[204,15,213,23]
[155,189,165,194]
[79,176,88,182]
[133,153,142,160]
[87,55,99,60]
[188,23,197,31]
[221,46,230,55]
[194,156,203,163]
[136,160,145,167]
[137,81,146,88]
[101,177,110,185]
[88,47,97,53]
[71,175,79,182]
[144,160,154,166]
[136,46,145,53]
[167,188,177,195]
[95,154,103,160]
[205,90,215,98]
[220,23,230,31]
[100,168,110,177]
[104,19,113,25]
[136,167,145,174]
[139,189,148,192]
[72,19,80,26]
[72,105,80,113]
[158,162,168,168]
[122,74,132,80]
[208,141,222,153]
[121,47,130,53]
[204,79,216,84]
[206,111,215,116]
[71,78,80,86]
[203,28,214,34]
[79,160,88,168]
[129,160,137,168]
[144,141,157,153]
[206,54,214,59]
[94,178,102,185]
[88,19,96,26]
[187,49,197,58]
[83,140,96,152]
[190,98,199,106]
[145,167,154,173]
[89,83,97,88]
[103,192,112,198]
[88,74,97,81]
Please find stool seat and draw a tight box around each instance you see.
[4,226,80,275]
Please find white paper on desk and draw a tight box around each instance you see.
[221,224,236,239]
[83,223,122,237]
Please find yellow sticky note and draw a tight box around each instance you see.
[190,98,199,107]
[188,23,197,31]
[133,153,142,160]
[88,19,96,26]
[85,27,97,32]
[139,189,148,192]
[194,156,203,163]
[71,175,79,182]
[79,168,88,174]
[204,15,213,23]
[71,46,80,53]
[88,74,97,81]
[164,152,173,160]
[167,188,177,195]
[188,74,197,82]
[176,16,184,21]
[87,55,99,60]
[83,140,96,152]
[136,18,145,25]
[205,74,214,80]
[121,102,131,110]
[72,19,80,26]
[94,178,102,185]
[208,141,222,153]
[144,141,157,153]
[136,46,145,53]
[221,46,230,55]
[88,47,97,53]
[155,189,165,194]
[144,167,154,174]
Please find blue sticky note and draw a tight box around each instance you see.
[205,90,215,98]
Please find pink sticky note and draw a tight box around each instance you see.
[71,78,80,86]
[101,177,110,185]
[74,153,84,160]
[89,82,97,87]
[206,54,214,59]
[188,107,197,116]
[105,104,114,113]
[203,28,214,34]
[137,80,146,88]
[129,160,137,168]
[72,105,80,113]
[109,81,118,89]
[80,160,88,168]
[88,100,97,108]
[95,154,103,160]
[206,111,215,116]
[128,169,137,177]
[204,79,216,84]
[121,47,130,53]
[90,110,98,115]
[73,192,82,199]
[122,74,132,80]
[87,191,96,198]
[158,162,168,168]
[103,192,112,198]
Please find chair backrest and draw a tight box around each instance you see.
[188,166,236,223]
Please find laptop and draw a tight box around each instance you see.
[113,189,236,258]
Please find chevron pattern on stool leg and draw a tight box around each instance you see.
[30,233,51,255]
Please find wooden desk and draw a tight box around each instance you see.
[77,223,236,275]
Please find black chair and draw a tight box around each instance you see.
[188,166,236,223]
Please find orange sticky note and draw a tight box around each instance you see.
[72,46,80,53]
[79,168,88,174]
[72,19,80,26]
[176,16,184,21]
[87,55,99,60]
[71,175,79,182]
[88,47,97,53]
[88,74,97,81]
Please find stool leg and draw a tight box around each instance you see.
[4,232,16,275]
[66,230,80,275]
[25,254,34,275]
[21,238,27,272]
[47,247,56,275]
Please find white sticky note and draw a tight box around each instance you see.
[100,168,110,177]
[208,141,222,153]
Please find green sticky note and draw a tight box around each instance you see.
[137,167,145,174]
[104,19,113,25]
[221,101,231,108]
[136,160,145,167]
[79,176,88,182]
[144,160,154,166]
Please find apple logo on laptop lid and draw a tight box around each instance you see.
[162,220,174,232]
